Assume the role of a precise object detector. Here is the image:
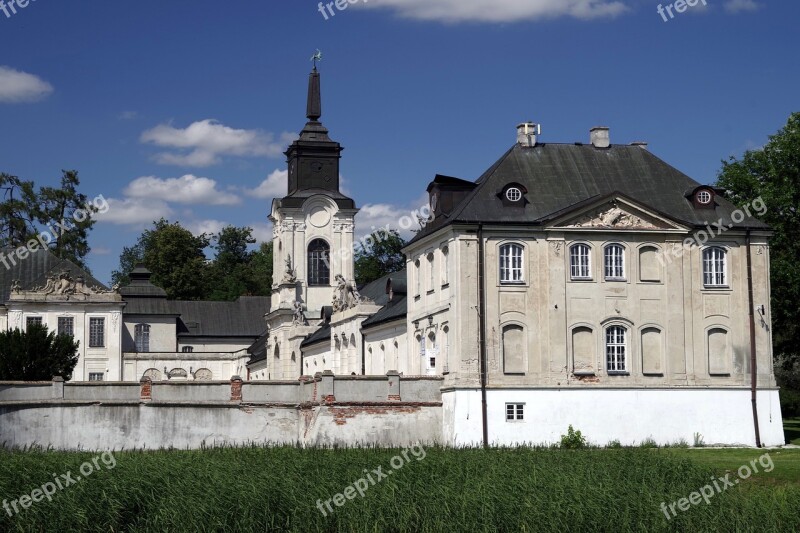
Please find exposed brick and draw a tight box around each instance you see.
[139,377,152,400]
[231,376,243,401]
[388,394,401,401]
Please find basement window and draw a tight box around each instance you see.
[506,403,525,422]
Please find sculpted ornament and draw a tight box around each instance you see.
[292,301,308,326]
[573,206,658,229]
[332,274,362,312]
[282,255,297,283]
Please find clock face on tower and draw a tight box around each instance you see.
[301,159,335,187]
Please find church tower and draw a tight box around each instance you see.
[265,66,358,378]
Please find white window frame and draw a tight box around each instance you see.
[88,372,105,382]
[499,243,524,284]
[703,247,727,287]
[135,324,151,353]
[606,325,627,373]
[89,317,105,348]
[57,316,74,337]
[505,403,525,422]
[570,244,592,280]
[604,243,626,280]
[506,187,523,202]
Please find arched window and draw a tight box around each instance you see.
[606,326,627,373]
[703,247,727,287]
[604,244,625,280]
[135,324,150,352]
[499,243,524,284]
[570,244,591,280]
[441,246,449,285]
[308,239,331,286]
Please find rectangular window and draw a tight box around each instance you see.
[89,317,105,348]
[505,403,525,422]
[606,326,627,373]
[703,247,727,287]
[604,244,625,280]
[427,253,435,292]
[134,324,150,352]
[58,316,74,337]
[499,244,524,283]
[441,247,449,285]
[88,373,104,382]
[570,244,591,279]
[26,316,43,329]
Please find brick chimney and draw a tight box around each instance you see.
[590,127,610,148]
[517,122,540,147]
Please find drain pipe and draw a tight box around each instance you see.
[477,224,489,448]
[746,230,762,448]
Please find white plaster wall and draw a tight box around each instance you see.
[444,388,785,447]
[123,315,175,352]
[364,321,408,375]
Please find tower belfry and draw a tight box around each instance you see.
[266,62,359,380]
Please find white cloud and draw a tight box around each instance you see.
[124,175,241,206]
[246,169,287,199]
[355,193,432,242]
[356,0,628,23]
[94,198,173,226]
[92,246,112,256]
[141,119,294,167]
[184,219,228,237]
[724,0,760,13]
[249,222,274,243]
[118,111,138,120]
[0,66,53,103]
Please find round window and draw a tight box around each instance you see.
[506,187,523,202]
[697,190,712,205]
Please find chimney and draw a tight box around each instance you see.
[517,122,540,147]
[590,127,610,148]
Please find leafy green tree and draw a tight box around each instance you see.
[0,173,39,248]
[0,170,98,270]
[249,241,274,297]
[36,170,98,269]
[354,229,406,286]
[0,325,80,381]
[208,226,256,301]
[112,218,210,300]
[715,112,800,366]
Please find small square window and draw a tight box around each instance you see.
[505,403,525,422]
[88,373,104,382]
[26,316,43,330]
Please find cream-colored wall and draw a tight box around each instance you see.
[364,320,409,375]
[123,315,176,352]
[123,352,250,382]
[405,224,776,390]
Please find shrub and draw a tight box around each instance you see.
[560,425,587,449]
[639,438,658,449]
[606,439,622,449]
[693,432,706,448]
[0,326,80,381]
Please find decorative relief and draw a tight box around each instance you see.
[549,241,563,256]
[567,205,661,230]
[10,311,22,329]
[11,270,121,301]
[282,255,297,283]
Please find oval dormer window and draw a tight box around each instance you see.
[697,190,713,205]
[506,187,523,202]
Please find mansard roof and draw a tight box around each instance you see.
[409,142,769,245]
[0,248,107,304]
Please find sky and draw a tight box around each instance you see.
[0,0,797,284]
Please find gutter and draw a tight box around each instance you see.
[746,230,762,448]
[477,224,489,448]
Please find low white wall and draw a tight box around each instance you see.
[443,388,785,447]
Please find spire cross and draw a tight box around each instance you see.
[311,49,323,70]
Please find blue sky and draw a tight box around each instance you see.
[0,0,797,284]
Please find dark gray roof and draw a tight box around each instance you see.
[361,295,407,329]
[300,323,331,349]
[124,296,270,337]
[0,248,107,303]
[247,331,269,364]
[410,143,769,245]
[359,269,407,307]
[119,265,167,298]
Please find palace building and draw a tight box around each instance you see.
[0,67,784,447]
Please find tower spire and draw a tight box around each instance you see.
[306,67,322,122]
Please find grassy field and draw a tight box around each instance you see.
[0,445,798,533]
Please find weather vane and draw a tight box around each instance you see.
[311,49,323,69]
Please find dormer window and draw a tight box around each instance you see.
[500,183,527,206]
[506,187,523,202]
[697,190,712,205]
[689,186,716,208]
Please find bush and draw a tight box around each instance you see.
[0,326,80,381]
[606,439,622,449]
[639,438,659,449]
[560,425,587,449]
[780,388,800,417]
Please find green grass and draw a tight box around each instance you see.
[0,446,798,532]
[784,417,800,445]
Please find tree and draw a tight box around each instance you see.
[0,173,39,248]
[354,229,406,286]
[0,170,98,270]
[112,218,210,300]
[36,170,98,269]
[0,325,80,381]
[207,226,256,301]
[715,112,800,365]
